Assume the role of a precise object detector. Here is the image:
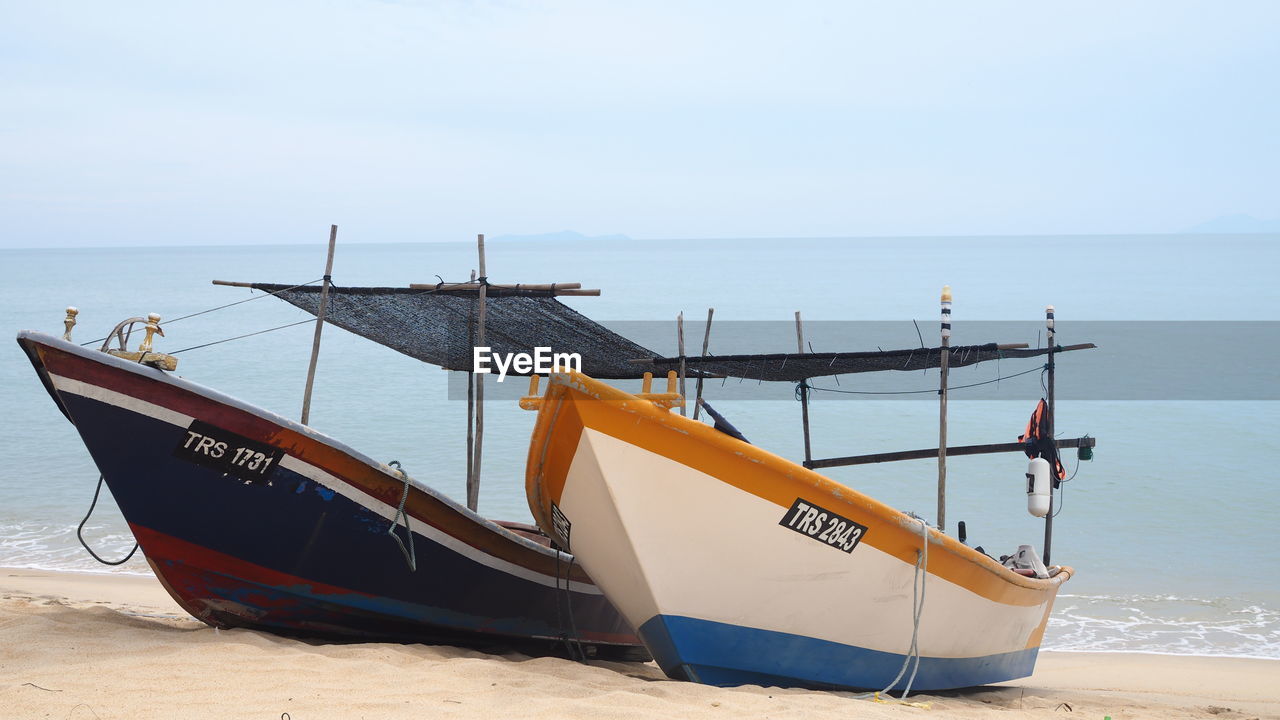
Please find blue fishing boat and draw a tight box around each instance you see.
[16,276,666,656]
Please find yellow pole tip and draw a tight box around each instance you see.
[941,285,952,302]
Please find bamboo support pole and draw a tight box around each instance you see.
[300,225,337,426]
[468,236,487,512]
[465,270,476,507]
[633,342,1042,367]
[213,278,595,296]
[692,308,714,420]
[409,282,581,291]
[938,285,951,534]
[1043,305,1056,565]
[677,312,687,416]
[796,311,813,467]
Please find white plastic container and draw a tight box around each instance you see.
[1026,457,1051,518]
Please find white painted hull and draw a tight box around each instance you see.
[526,372,1071,690]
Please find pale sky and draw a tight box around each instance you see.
[3,1,1278,247]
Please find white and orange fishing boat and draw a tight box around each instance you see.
[522,323,1096,692]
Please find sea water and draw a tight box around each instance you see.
[1,234,1277,659]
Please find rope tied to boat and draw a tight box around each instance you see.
[385,461,417,572]
[77,475,140,566]
[855,515,929,702]
[553,549,588,663]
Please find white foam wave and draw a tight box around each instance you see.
[1045,592,1280,659]
[0,521,152,575]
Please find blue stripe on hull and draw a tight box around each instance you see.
[639,614,1039,691]
[59,391,633,647]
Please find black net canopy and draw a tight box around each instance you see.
[645,343,1095,383]
[241,282,1094,382]
[250,284,661,379]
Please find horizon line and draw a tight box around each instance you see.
[3,229,1278,252]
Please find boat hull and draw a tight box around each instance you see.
[525,372,1071,689]
[19,332,644,657]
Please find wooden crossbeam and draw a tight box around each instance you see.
[213,279,600,296]
[409,282,600,296]
[805,436,1096,470]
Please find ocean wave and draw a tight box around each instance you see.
[1045,592,1280,659]
[0,521,151,575]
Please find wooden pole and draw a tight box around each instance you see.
[409,281,583,292]
[300,225,337,426]
[1043,305,1056,565]
[938,285,951,534]
[677,312,687,416]
[465,269,476,508]
[796,311,813,467]
[807,436,1095,470]
[215,279,598,295]
[692,308,715,420]
[468,236,487,512]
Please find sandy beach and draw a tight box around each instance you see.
[0,568,1274,720]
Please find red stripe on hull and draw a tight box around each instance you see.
[133,523,637,645]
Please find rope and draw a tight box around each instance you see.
[898,518,929,697]
[807,363,1044,396]
[385,461,417,571]
[855,516,929,701]
[553,549,566,654]
[167,319,314,354]
[563,554,587,661]
[553,550,587,662]
[148,276,419,354]
[77,476,139,566]
[78,278,324,347]
[1050,447,1085,519]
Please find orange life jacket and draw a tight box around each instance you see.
[1019,398,1065,482]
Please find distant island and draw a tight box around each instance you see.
[1184,214,1280,234]
[488,230,632,243]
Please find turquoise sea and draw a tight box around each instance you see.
[2,234,1278,659]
